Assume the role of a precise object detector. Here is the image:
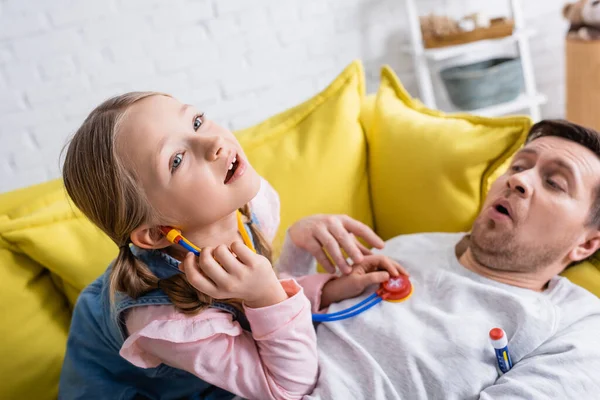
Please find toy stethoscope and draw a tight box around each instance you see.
[160,212,413,322]
[159,210,257,256]
[312,274,413,322]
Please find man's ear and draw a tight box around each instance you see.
[130,224,171,250]
[569,230,600,263]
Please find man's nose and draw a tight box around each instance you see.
[507,172,531,198]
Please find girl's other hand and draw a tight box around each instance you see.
[320,254,408,308]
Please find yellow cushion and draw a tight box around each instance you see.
[365,65,532,240]
[0,181,118,307]
[562,256,600,297]
[0,247,71,400]
[236,60,373,253]
[359,94,376,133]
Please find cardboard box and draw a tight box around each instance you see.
[566,38,600,131]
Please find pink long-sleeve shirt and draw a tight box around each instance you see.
[120,179,334,400]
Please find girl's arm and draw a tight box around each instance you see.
[121,279,317,400]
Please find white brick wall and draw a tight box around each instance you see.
[0,0,569,192]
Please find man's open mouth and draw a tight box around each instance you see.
[495,204,510,217]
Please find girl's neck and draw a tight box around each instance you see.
[166,210,241,260]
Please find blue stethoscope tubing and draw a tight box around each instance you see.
[312,292,382,322]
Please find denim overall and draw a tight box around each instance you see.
[59,222,257,400]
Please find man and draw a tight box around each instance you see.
[296,120,600,399]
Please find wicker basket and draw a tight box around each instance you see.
[440,57,523,111]
[423,18,514,49]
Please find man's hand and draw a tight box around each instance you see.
[288,214,385,274]
[320,254,409,308]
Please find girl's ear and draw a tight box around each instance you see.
[130,224,171,250]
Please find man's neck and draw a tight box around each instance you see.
[457,246,552,292]
[166,211,241,260]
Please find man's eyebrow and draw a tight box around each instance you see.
[515,148,537,157]
[552,158,577,179]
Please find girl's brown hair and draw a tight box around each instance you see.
[63,92,272,314]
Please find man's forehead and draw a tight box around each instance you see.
[523,136,596,158]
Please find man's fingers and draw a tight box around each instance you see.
[341,216,385,249]
[305,237,336,273]
[353,236,373,256]
[315,228,350,273]
[329,221,364,265]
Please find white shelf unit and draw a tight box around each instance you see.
[403,0,545,121]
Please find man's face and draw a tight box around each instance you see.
[470,136,600,272]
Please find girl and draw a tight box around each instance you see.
[59,91,400,400]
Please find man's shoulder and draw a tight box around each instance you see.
[549,276,600,330]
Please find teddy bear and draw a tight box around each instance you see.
[419,12,494,40]
[419,14,461,39]
[563,0,600,40]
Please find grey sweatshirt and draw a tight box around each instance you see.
[286,232,600,399]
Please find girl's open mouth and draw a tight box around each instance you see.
[224,155,240,184]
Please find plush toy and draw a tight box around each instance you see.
[420,12,494,39]
[420,14,461,38]
[563,0,600,40]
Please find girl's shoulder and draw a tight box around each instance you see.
[120,304,244,368]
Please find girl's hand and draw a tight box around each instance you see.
[320,254,408,309]
[288,214,385,274]
[181,242,288,308]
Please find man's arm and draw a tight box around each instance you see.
[479,316,600,399]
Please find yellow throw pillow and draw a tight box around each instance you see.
[0,248,71,400]
[359,94,377,133]
[0,181,118,307]
[236,60,373,254]
[366,65,532,240]
[562,256,600,297]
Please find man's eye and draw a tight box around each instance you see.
[171,153,183,172]
[546,179,564,191]
[511,165,524,172]
[193,113,204,131]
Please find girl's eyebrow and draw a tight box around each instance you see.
[180,104,191,116]
[155,135,169,179]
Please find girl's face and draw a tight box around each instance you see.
[116,95,261,230]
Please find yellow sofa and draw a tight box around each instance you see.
[1,60,599,399]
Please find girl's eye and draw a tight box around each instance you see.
[193,113,204,131]
[171,153,183,172]
[511,165,524,173]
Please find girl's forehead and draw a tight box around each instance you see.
[129,94,180,115]
[121,96,181,136]
[116,96,181,167]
